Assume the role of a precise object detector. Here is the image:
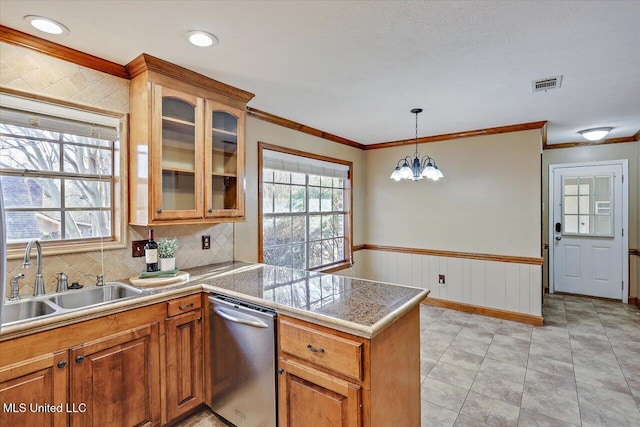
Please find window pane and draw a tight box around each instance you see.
[263,217,275,243]
[308,186,320,212]
[263,169,274,183]
[291,185,306,212]
[309,175,321,186]
[262,182,274,214]
[578,176,592,196]
[0,137,60,171]
[309,241,322,268]
[578,215,590,234]
[564,177,578,195]
[564,196,578,214]
[564,215,578,234]
[273,184,291,213]
[291,244,306,269]
[333,178,344,188]
[336,215,345,236]
[274,171,290,184]
[291,172,305,185]
[65,179,110,208]
[594,175,610,195]
[320,188,332,212]
[63,145,112,175]
[321,215,333,239]
[264,246,291,267]
[321,176,333,187]
[322,239,335,264]
[275,217,292,245]
[333,188,344,211]
[309,215,321,241]
[292,216,306,243]
[65,211,111,239]
[5,211,58,242]
[578,195,590,215]
[595,215,611,235]
[2,176,61,209]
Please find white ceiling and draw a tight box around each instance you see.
[1,0,639,145]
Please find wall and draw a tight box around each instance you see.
[542,141,640,299]
[1,42,233,297]
[234,116,366,262]
[353,130,544,316]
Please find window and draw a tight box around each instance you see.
[562,174,613,236]
[260,144,352,270]
[0,95,122,248]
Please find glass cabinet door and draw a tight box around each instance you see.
[205,101,244,217]
[152,86,203,220]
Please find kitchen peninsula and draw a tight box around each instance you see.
[1,261,427,427]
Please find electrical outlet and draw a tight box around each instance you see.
[202,235,211,250]
[438,274,446,285]
[132,240,147,257]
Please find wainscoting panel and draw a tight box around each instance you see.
[349,249,542,316]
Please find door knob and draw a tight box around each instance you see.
[555,236,562,241]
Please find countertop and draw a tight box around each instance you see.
[1,261,429,339]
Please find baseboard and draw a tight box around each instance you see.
[421,297,544,326]
[629,297,640,310]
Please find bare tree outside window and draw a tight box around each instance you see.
[0,120,115,244]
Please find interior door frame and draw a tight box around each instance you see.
[548,160,629,302]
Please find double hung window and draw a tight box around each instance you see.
[260,145,352,270]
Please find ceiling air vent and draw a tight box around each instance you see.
[532,75,562,93]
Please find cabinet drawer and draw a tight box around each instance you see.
[167,295,202,317]
[279,318,363,381]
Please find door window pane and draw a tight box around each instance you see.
[562,174,613,237]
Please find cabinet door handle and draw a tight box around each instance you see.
[197,317,202,323]
[277,368,284,375]
[57,360,67,369]
[179,303,194,310]
[306,344,325,354]
[75,355,84,363]
[157,209,163,214]
[208,208,213,214]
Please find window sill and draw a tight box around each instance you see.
[312,261,353,274]
[6,240,127,260]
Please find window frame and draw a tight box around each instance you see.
[258,142,353,272]
[1,91,128,259]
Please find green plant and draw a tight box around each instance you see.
[157,237,178,259]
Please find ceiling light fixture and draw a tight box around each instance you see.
[578,127,613,141]
[186,30,218,47]
[390,108,443,182]
[24,15,69,35]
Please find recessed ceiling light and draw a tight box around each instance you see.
[186,30,218,47]
[24,15,69,35]
[579,127,613,141]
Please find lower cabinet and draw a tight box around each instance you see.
[69,323,161,427]
[165,307,204,421]
[278,358,361,427]
[0,351,68,427]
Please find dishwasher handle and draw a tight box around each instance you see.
[213,306,269,328]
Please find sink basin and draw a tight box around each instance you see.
[48,283,142,310]
[2,300,57,325]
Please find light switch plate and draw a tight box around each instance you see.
[132,240,147,257]
[202,235,211,250]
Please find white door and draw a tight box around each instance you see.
[550,162,627,300]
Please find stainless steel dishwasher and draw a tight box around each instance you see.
[209,294,277,427]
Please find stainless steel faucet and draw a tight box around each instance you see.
[9,273,24,301]
[23,239,45,296]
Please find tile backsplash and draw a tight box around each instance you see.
[5,224,233,297]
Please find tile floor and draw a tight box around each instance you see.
[177,295,640,427]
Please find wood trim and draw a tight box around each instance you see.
[353,244,366,252]
[257,142,354,266]
[125,53,254,103]
[362,244,543,265]
[543,133,640,150]
[634,129,640,141]
[626,297,638,308]
[422,297,544,326]
[0,25,129,79]
[314,261,352,274]
[247,107,364,149]
[363,121,547,150]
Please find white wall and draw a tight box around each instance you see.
[234,116,366,262]
[363,130,542,257]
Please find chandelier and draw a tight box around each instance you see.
[390,108,443,182]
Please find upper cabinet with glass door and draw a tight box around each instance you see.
[205,101,245,218]
[127,54,254,226]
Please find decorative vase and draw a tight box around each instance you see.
[159,257,175,272]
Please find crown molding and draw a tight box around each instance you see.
[0,25,129,79]
[543,132,639,150]
[363,121,547,150]
[247,107,364,149]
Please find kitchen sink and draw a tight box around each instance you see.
[2,300,57,325]
[48,283,142,310]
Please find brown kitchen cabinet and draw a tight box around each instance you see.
[165,295,204,421]
[127,54,254,225]
[0,351,68,427]
[277,308,421,427]
[68,323,161,427]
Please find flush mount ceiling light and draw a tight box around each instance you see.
[390,108,443,182]
[24,15,69,35]
[579,127,613,141]
[186,30,218,47]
